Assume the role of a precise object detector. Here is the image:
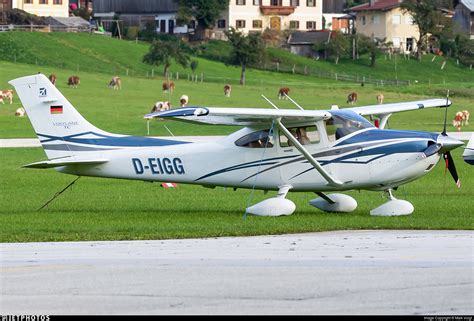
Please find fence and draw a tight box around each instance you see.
[0,24,93,33]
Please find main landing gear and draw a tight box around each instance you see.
[370,189,414,216]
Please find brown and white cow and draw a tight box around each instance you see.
[108,76,121,90]
[376,93,384,104]
[151,101,171,113]
[0,89,14,104]
[224,84,232,97]
[49,74,57,86]
[68,76,80,88]
[278,87,290,100]
[180,95,189,107]
[453,111,464,132]
[347,92,358,105]
[162,81,175,93]
[461,110,470,126]
[15,107,26,117]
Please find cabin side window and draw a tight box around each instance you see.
[280,125,320,147]
[325,114,372,142]
[235,130,274,148]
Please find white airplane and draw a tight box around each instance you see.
[10,74,464,217]
[463,133,474,165]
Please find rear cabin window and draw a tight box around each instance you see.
[280,125,320,147]
[235,130,274,148]
[325,113,373,142]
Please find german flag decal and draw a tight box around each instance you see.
[50,106,63,114]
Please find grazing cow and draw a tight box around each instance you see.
[15,107,26,117]
[461,110,470,126]
[347,92,358,105]
[224,84,232,97]
[68,76,80,88]
[151,101,171,113]
[453,111,464,132]
[180,95,189,107]
[278,87,290,100]
[108,76,121,90]
[162,81,175,93]
[49,74,57,86]
[0,89,13,104]
[376,93,384,104]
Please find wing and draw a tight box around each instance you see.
[144,106,331,126]
[347,99,451,116]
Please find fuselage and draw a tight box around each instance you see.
[57,126,441,192]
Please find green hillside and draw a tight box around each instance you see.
[0,32,472,139]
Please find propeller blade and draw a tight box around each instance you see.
[443,152,461,188]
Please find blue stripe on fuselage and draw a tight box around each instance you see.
[38,131,190,147]
[335,129,437,147]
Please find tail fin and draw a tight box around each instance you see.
[9,74,110,160]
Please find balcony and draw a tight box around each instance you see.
[260,5,296,16]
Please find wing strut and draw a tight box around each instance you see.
[276,119,343,187]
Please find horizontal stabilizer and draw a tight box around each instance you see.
[23,158,108,169]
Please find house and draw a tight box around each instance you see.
[212,0,323,40]
[453,0,474,39]
[9,0,69,18]
[350,0,419,53]
[93,0,191,34]
[287,30,331,57]
[322,0,350,33]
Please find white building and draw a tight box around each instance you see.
[213,0,323,39]
[12,0,69,18]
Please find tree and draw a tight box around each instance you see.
[225,27,266,85]
[143,39,190,78]
[357,35,388,67]
[315,31,349,64]
[175,0,229,40]
[401,0,444,60]
[190,60,198,81]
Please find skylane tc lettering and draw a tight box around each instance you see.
[132,158,185,175]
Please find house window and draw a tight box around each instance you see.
[392,15,401,25]
[371,15,379,24]
[291,0,300,6]
[24,0,32,3]
[406,15,414,25]
[306,21,316,29]
[290,20,299,29]
[307,0,316,7]
[39,0,48,4]
[361,16,366,25]
[271,0,282,5]
[253,20,262,28]
[253,0,261,5]
[188,20,196,29]
[406,38,414,51]
[217,19,226,29]
[236,20,246,29]
[236,0,246,5]
[53,0,62,4]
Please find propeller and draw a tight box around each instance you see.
[443,151,461,188]
[438,90,462,188]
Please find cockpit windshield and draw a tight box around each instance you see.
[326,110,374,142]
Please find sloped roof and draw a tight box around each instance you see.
[350,0,401,12]
[45,16,91,27]
[288,31,332,45]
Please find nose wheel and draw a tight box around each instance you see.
[370,188,414,216]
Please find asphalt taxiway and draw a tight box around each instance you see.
[1,230,472,315]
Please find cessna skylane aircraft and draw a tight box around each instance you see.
[10,74,464,216]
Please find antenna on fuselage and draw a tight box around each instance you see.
[261,94,280,110]
[284,93,305,111]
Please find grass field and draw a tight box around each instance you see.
[0,147,471,243]
[0,33,472,242]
